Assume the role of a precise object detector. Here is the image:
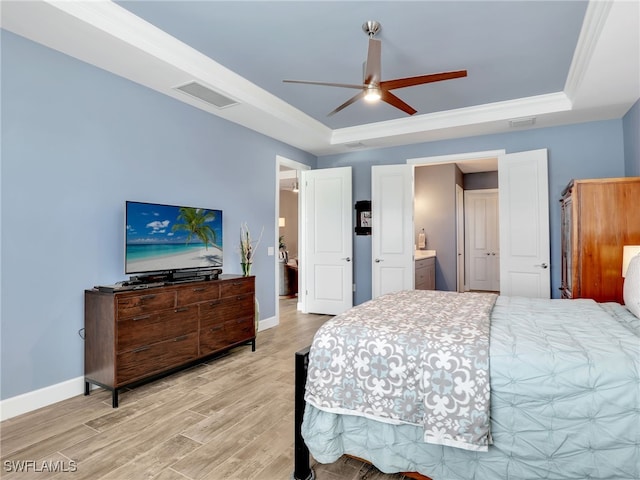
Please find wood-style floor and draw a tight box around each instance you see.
[0,297,410,480]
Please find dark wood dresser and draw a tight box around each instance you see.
[84,275,255,407]
[560,177,640,303]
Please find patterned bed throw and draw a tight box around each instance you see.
[305,289,498,451]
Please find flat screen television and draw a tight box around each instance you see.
[125,201,223,276]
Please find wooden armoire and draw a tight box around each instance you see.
[560,177,640,304]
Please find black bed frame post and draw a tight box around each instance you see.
[292,346,314,480]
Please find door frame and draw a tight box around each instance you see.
[407,149,505,293]
[275,155,310,324]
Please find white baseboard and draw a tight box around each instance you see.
[0,376,85,421]
[258,315,278,331]
[2,318,279,421]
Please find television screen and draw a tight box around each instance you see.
[125,201,223,275]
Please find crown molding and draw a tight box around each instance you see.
[330,92,572,147]
[564,0,613,101]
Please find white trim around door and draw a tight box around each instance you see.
[276,155,310,323]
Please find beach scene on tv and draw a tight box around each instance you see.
[125,202,223,274]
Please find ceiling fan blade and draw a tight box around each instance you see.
[328,91,366,116]
[380,90,417,115]
[380,70,467,90]
[364,38,381,85]
[283,79,363,89]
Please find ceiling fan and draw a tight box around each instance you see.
[283,21,467,116]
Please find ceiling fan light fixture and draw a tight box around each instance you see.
[364,85,382,102]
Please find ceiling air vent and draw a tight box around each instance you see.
[345,142,366,149]
[174,81,238,109]
[509,117,536,128]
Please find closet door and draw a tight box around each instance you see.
[465,190,499,291]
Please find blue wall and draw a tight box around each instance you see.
[623,99,640,176]
[0,31,315,400]
[318,119,626,305]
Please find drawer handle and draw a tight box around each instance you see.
[175,307,189,313]
[132,315,151,321]
[132,345,150,353]
[174,335,188,342]
[210,326,223,333]
[209,301,220,307]
[192,288,206,292]
[232,282,243,286]
[141,294,157,300]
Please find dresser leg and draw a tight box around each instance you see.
[252,339,256,352]
[112,389,119,408]
[84,381,90,396]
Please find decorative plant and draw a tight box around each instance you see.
[239,223,263,276]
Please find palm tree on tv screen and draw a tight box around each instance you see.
[172,207,217,249]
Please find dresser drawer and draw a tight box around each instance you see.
[199,292,254,329]
[116,332,198,385]
[226,317,255,344]
[117,291,176,319]
[117,306,198,352]
[199,317,254,356]
[220,277,254,297]
[176,282,220,306]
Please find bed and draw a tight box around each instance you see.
[292,256,640,480]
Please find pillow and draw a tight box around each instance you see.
[623,253,640,318]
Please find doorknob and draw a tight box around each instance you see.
[342,257,351,262]
[375,258,384,263]
[534,263,549,269]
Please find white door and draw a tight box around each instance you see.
[465,189,500,291]
[456,184,465,292]
[372,165,414,298]
[498,149,550,298]
[302,167,353,314]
